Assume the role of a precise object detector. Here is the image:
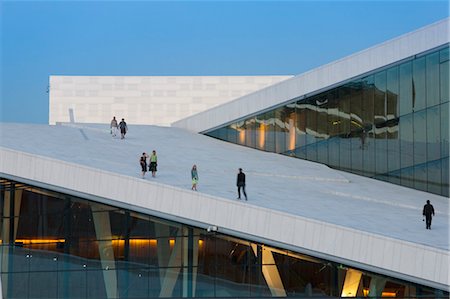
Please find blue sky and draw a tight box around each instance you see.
[1,1,448,124]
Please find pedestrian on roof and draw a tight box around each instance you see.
[110,116,118,137]
[191,165,198,191]
[423,200,435,230]
[140,152,149,178]
[119,118,128,139]
[236,168,247,201]
[149,150,158,177]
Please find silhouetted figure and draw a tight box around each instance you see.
[423,200,435,230]
[236,168,247,200]
[140,152,149,178]
[119,118,128,139]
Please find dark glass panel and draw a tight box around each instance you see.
[339,86,351,170]
[6,272,29,298]
[350,81,364,173]
[217,127,227,141]
[305,97,318,145]
[374,71,388,175]
[440,46,449,63]
[295,101,307,158]
[387,66,399,119]
[274,107,287,153]
[441,102,449,158]
[284,103,297,154]
[399,114,414,169]
[414,164,427,192]
[374,71,387,125]
[387,118,400,173]
[426,52,440,107]
[264,111,276,152]
[87,270,108,298]
[317,140,329,165]
[442,157,449,197]
[413,57,426,111]
[235,120,246,146]
[362,76,376,176]
[328,137,340,168]
[400,166,414,188]
[441,60,449,103]
[413,110,427,165]
[29,271,58,298]
[226,123,237,144]
[255,114,265,151]
[205,129,220,140]
[427,159,442,195]
[427,106,441,162]
[305,97,318,163]
[58,270,87,298]
[245,117,256,148]
[399,62,413,116]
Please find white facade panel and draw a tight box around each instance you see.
[173,18,450,132]
[49,75,292,126]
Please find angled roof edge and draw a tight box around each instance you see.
[172,18,450,132]
[1,147,448,291]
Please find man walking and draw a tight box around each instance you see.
[422,200,435,230]
[119,118,128,139]
[236,168,247,201]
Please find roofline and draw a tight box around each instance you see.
[172,18,450,132]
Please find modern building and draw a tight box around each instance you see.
[49,75,292,126]
[0,18,449,299]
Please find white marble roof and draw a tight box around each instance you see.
[1,122,448,252]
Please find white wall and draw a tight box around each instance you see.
[173,18,450,132]
[49,75,292,126]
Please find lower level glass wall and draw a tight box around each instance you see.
[0,178,447,298]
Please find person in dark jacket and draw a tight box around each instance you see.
[119,118,128,139]
[140,152,149,178]
[236,168,247,201]
[422,200,435,230]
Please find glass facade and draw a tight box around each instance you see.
[1,178,448,298]
[206,46,450,197]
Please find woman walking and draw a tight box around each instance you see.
[191,165,198,191]
[140,152,149,178]
[149,150,158,177]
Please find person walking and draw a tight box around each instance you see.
[236,168,247,200]
[422,200,435,230]
[191,165,198,191]
[149,150,158,177]
[119,118,128,139]
[139,152,149,178]
[110,116,118,137]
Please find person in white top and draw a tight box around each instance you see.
[110,116,118,137]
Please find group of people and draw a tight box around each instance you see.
[140,151,158,178]
[110,116,128,139]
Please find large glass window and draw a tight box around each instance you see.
[203,46,449,196]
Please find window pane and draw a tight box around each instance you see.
[284,104,297,153]
[400,114,414,169]
[274,107,287,153]
[427,106,441,161]
[413,110,427,165]
[426,52,440,107]
[440,60,449,103]
[441,102,449,158]
[427,160,442,195]
[412,57,426,111]
[387,66,399,120]
[399,62,413,116]
[245,117,256,148]
[295,101,307,159]
[236,120,246,146]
